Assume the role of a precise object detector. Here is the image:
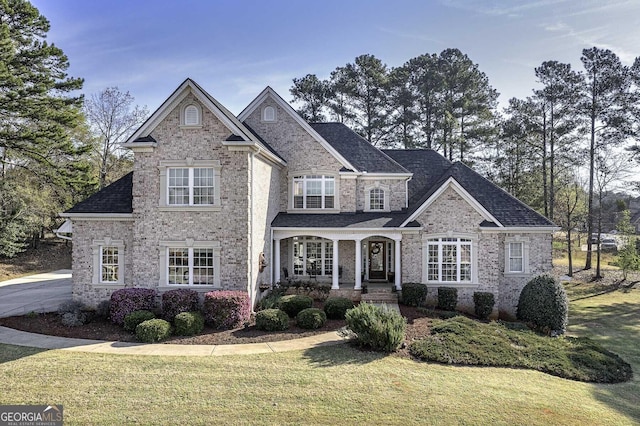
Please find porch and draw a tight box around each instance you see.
[272,230,402,291]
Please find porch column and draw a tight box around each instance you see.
[332,239,340,289]
[274,238,281,284]
[394,238,401,291]
[354,238,362,290]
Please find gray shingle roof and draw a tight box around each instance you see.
[272,212,420,228]
[310,123,409,174]
[65,172,133,214]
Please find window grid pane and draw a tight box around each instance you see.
[369,188,384,210]
[426,238,472,283]
[324,242,333,275]
[292,176,335,209]
[193,248,214,285]
[193,168,214,205]
[168,248,189,285]
[101,246,119,282]
[509,242,524,272]
[168,168,189,205]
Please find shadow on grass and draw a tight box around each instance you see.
[301,342,387,367]
[0,343,48,365]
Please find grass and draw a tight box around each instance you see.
[409,316,631,383]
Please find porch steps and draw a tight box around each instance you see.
[360,285,399,304]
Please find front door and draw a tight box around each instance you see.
[368,241,386,280]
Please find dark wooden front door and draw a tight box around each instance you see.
[368,241,386,280]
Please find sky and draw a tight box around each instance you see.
[31,0,640,116]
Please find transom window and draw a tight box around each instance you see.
[184,105,200,125]
[292,237,334,277]
[426,237,472,283]
[168,167,214,206]
[168,247,214,285]
[293,175,335,209]
[369,188,385,210]
[508,242,524,273]
[100,246,119,283]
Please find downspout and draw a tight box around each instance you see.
[405,176,412,209]
[249,150,255,308]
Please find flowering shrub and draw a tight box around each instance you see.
[162,288,200,320]
[110,288,158,325]
[202,291,251,329]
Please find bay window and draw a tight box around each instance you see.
[293,175,335,209]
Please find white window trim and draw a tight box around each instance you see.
[159,159,221,211]
[262,105,276,122]
[288,172,340,213]
[91,238,125,288]
[364,182,390,212]
[180,103,202,128]
[159,240,221,290]
[505,235,530,276]
[421,233,479,287]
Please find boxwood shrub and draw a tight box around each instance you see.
[296,308,327,329]
[110,288,158,325]
[473,292,495,320]
[123,310,156,332]
[174,311,205,336]
[202,291,251,329]
[135,319,172,343]
[517,275,568,334]
[401,283,428,307]
[345,303,406,352]
[255,309,290,331]
[162,288,200,321]
[278,294,313,318]
[437,287,458,311]
[323,297,354,320]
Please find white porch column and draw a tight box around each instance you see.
[274,238,281,284]
[354,239,362,290]
[332,239,340,289]
[394,238,402,290]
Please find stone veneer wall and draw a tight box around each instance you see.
[71,220,133,307]
[131,93,250,292]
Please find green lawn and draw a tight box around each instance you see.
[0,284,638,425]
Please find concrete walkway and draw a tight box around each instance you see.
[0,270,72,318]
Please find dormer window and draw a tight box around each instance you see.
[182,104,201,126]
[262,106,276,122]
[293,175,335,209]
[365,183,390,212]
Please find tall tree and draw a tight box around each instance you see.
[405,53,442,149]
[84,87,148,189]
[289,74,330,122]
[553,171,587,277]
[579,47,635,270]
[387,65,419,148]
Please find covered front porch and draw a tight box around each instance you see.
[272,229,402,291]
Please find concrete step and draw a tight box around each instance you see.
[361,293,398,304]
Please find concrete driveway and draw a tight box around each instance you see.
[0,270,72,318]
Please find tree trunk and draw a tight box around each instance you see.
[542,108,549,218]
[567,227,573,277]
[549,104,555,221]
[585,75,597,271]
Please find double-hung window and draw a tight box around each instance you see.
[160,240,221,287]
[425,237,472,283]
[168,167,214,206]
[100,246,120,283]
[508,242,524,273]
[293,175,335,209]
[369,188,385,210]
[91,238,125,286]
[505,236,529,274]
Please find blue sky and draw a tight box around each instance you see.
[32,0,640,115]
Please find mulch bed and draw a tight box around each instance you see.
[0,305,429,346]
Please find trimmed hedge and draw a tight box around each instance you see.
[473,292,495,320]
[278,294,313,318]
[124,310,156,332]
[162,288,200,320]
[255,309,290,331]
[296,308,327,329]
[135,319,172,343]
[345,303,406,352]
[401,283,428,307]
[174,311,205,336]
[110,288,158,325]
[437,287,458,311]
[323,297,354,320]
[202,291,251,329]
[517,275,568,334]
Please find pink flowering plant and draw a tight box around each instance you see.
[110,288,158,325]
[202,291,251,329]
[162,288,200,320]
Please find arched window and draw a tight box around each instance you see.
[184,105,200,126]
[263,106,276,122]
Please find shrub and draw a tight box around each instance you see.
[255,309,290,331]
[124,310,156,332]
[256,288,285,311]
[278,294,313,318]
[437,287,458,311]
[95,300,111,320]
[323,297,354,320]
[296,308,327,329]
[174,311,205,336]
[110,288,157,326]
[517,275,568,334]
[135,319,172,343]
[473,292,495,320]
[58,300,88,327]
[57,300,84,316]
[345,303,406,352]
[401,283,428,307]
[162,288,200,320]
[202,291,251,329]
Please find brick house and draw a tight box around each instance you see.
[60,79,556,318]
